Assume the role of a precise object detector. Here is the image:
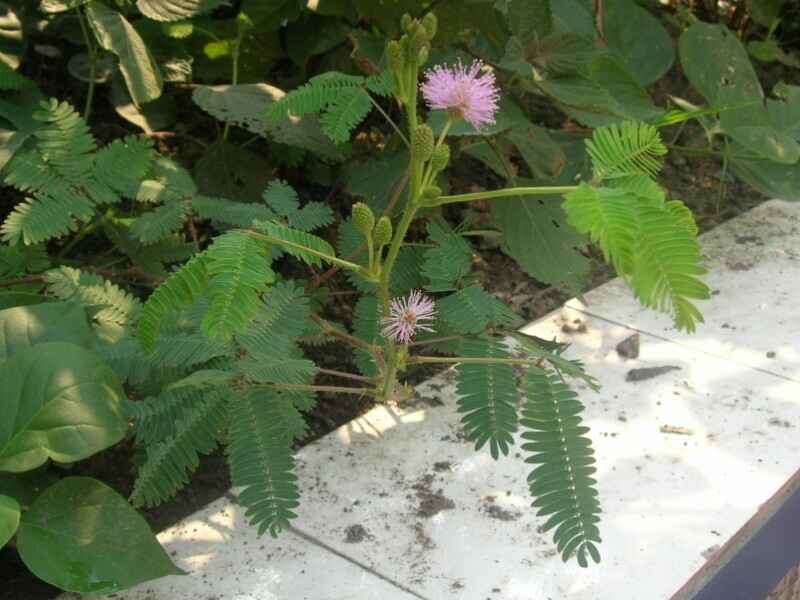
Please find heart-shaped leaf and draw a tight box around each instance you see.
[0,302,94,361]
[0,342,127,473]
[16,477,183,593]
[0,494,19,548]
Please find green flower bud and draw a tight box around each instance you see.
[352,202,375,238]
[423,185,442,200]
[410,23,428,51]
[374,216,393,247]
[412,125,435,162]
[417,46,429,66]
[422,13,437,41]
[430,144,451,173]
[401,13,413,33]
[387,40,404,74]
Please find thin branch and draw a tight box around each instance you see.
[428,185,580,207]
[368,95,410,147]
[317,368,377,384]
[259,382,378,396]
[311,314,383,359]
[408,355,545,367]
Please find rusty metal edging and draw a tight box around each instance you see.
[672,467,800,600]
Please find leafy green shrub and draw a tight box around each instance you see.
[1,0,796,591]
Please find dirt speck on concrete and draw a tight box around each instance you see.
[481,496,521,521]
[768,417,792,428]
[343,524,371,543]
[413,522,436,551]
[625,365,681,382]
[433,461,453,472]
[413,473,455,518]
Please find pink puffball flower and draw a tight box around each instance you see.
[421,60,500,130]
[381,290,437,345]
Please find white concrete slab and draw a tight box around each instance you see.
[564,200,800,382]
[75,199,800,600]
[60,493,422,600]
[285,315,800,600]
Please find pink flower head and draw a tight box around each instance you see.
[421,60,500,130]
[381,290,437,345]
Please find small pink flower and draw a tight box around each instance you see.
[421,60,500,130]
[381,290,437,344]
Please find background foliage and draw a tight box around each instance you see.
[1,0,798,593]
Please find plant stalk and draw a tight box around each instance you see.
[428,185,581,207]
[76,6,97,123]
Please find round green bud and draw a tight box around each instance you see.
[401,13,413,33]
[387,40,404,74]
[352,202,375,237]
[417,46,429,66]
[423,185,442,200]
[412,125,435,162]
[374,216,393,247]
[430,144,451,173]
[410,23,428,51]
[422,13,437,40]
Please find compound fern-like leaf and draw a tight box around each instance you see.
[456,337,518,459]
[131,389,227,507]
[203,231,275,340]
[521,369,601,567]
[228,390,305,537]
[587,121,666,181]
[139,253,208,351]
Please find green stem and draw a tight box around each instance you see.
[408,355,545,367]
[428,185,580,207]
[76,6,97,123]
[246,231,371,277]
[259,383,378,396]
[222,30,243,142]
[369,95,409,147]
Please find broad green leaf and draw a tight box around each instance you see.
[0,494,19,547]
[16,477,182,594]
[730,153,800,201]
[355,0,422,35]
[602,0,673,86]
[110,76,176,133]
[192,84,345,161]
[768,83,800,141]
[0,302,94,361]
[746,0,787,27]
[506,0,552,42]
[344,150,408,215]
[241,0,302,29]
[194,140,272,201]
[538,55,662,127]
[0,342,127,473]
[136,0,229,21]
[679,22,800,164]
[87,1,163,106]
[492,185,589,292]
[0,292,45,310]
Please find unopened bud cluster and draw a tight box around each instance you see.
[388,13,438,106]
